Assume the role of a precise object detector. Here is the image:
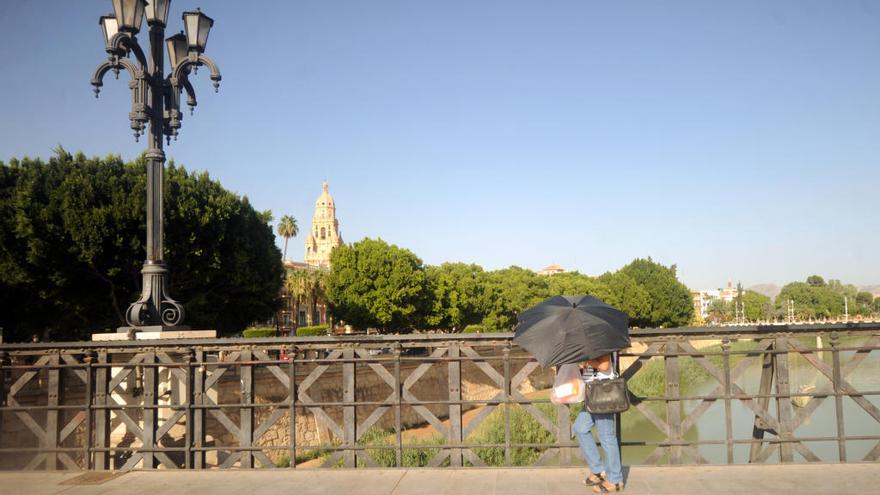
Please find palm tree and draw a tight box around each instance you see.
[285,269,309,326]
[277,215,298,261]
[307,269,328,326]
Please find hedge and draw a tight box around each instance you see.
[242,327,277,338]
[296,325,329,336]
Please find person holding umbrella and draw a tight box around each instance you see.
[514,296,629,493]
[574,353,625,492]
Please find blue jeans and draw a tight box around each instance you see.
[573,411,623,484]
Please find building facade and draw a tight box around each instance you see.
[537,265,565,276]
[691,281,741,320]
[279,182,345,333]
[304,181,343,268]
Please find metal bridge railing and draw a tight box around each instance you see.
[0,323,878,470]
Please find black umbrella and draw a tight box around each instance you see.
[513,295,630,367]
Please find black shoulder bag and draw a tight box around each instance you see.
[584,353,630,414]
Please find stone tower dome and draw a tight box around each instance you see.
[304,181,343,267]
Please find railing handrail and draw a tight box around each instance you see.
[1,321,878,351]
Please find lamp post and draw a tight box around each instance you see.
[91,0,221,332]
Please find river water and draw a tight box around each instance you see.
[619,338,880,464]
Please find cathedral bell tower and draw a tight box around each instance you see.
[304,181,343,267]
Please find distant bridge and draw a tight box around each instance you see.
[0,322,877,471]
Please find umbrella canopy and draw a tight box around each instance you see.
[513,295,630,367]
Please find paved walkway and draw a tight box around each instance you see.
[2,464,878,495]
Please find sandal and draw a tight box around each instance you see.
[591,482,625,493]
[583,473,605,486]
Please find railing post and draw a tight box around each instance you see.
[45,353,60,470]
[0,350,7,458]
[721,338,734,464]
[774,337,794,463]
[613,351,621,468]
[502,346,512,466]
[448,344,463,467]
[394,346,402,467]
[342,347,356,468]
[664,341,682,464]
[142,352,158,469]
[288,349,297,469]
[94,351,110,470]
[240,349,254,468]
[830,333,846,462]
[558,393,573,465]
[184,349,194,469]
[749,342,775,463]
[83,351,96,470]
[193,349,206,469]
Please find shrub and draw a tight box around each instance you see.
[242,327,277,338]
[467,403,557,466]
[357,428,447,467]
[296,324,329,336]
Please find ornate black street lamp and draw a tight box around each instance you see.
[91,0,221,332]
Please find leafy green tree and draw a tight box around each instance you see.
[0,151,283,341]
[277,215,298,261]
[806,275,826,287]
[617,258,693,328]
[423,263,491,331]
[856,291,875,316]
[827,279,859,301]
[595,271,652,325]
[775,280,844,320]
[705,299,733,324]
[480,266,550,332]
[325,238,429,332]
[855,291,874,307]
[543,271,604,297]
[742,290,772,322]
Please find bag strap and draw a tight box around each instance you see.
[611,351,620,379]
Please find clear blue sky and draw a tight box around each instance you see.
[1,1,878,290]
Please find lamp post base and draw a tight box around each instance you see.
[125,261,186,328]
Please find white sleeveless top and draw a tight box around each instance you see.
[581,366,616,383]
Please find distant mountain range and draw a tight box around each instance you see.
[747,283,880,300]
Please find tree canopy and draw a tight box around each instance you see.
[321,241,694,333]
[423,262,491,331]
[775,280,843,320]
[774,275,875,319]
[325,238,430,331]
[742,290,772,322]
[617,258,694,328]
[0,151,283,341]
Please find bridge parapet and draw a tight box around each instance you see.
[0,323,878,470]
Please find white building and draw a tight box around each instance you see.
[691,281,740,318]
